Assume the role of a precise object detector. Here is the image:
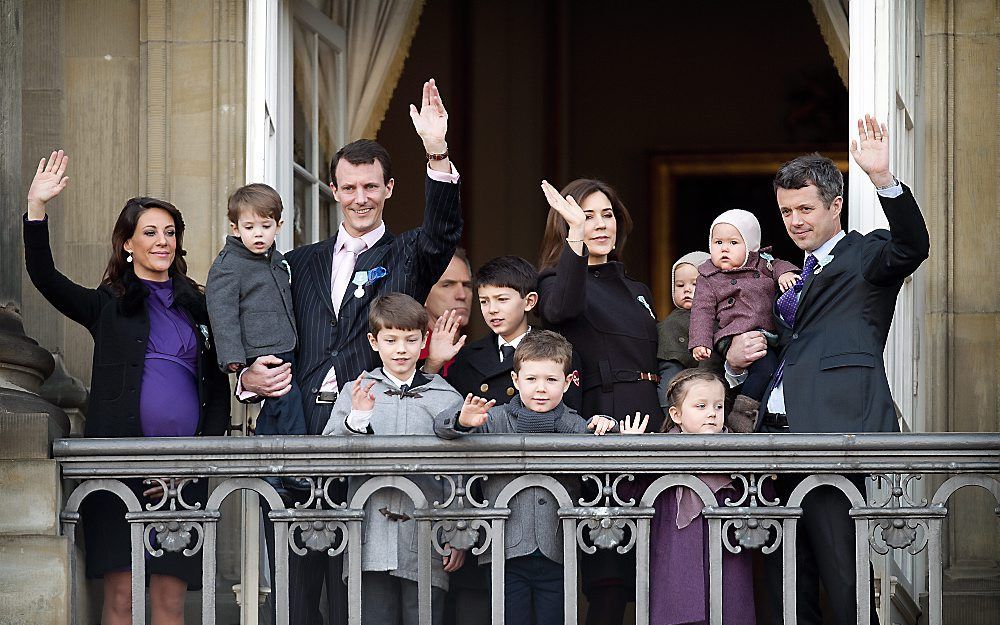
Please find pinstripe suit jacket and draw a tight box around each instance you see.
[285,175,462,434]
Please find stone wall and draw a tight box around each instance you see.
[923,0,1000,622]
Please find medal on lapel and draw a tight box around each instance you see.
[352,266,389,298]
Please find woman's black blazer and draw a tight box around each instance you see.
[23,216,230,438]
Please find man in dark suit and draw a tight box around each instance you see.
[725,115,930,625]
[240,78,462,625]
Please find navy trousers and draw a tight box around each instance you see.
[505,552,564,625]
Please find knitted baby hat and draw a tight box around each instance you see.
[671,251,711,307]
[709,209,762,264]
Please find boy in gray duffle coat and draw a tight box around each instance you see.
[206,184,306,491]
[434,330,617,625]
[322,293,466,625]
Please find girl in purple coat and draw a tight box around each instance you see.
[688,210,799,431]
[621,369,756,625]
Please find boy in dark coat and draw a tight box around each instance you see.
[206,184,306,490]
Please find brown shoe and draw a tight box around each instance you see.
[726,394,759,433]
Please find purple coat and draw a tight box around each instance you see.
[689,250,798,350]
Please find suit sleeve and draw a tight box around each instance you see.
[434,401,494,438]
[863,184,930,286]
[538,243,590,324]
[205,257,247,370]
[688,276,718,350]
[408,175,463,302]
[23,215,105,328]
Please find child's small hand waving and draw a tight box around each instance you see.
[351,373,377,412]
[692,346,712,361]
[425,309,467,373]
[587,415,617,436]
[619,412,649,434]
[458,394,495,428]
[778,271,800,293]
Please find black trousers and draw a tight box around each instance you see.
[760,424,879,625]
[262,490,348,625]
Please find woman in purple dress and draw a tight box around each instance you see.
[23,151,230,625]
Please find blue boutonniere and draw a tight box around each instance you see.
[814,254,834,275]
[351,266,389,298]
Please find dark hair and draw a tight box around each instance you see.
[659,369,725,432]
[512,329,573,374]
[773,153,844,206]
[330,139,393,188]
[474,255,538,297]
[103,197,204,318]
[369,292,429,335]
[538,178,634,270]
[452,246,471,276]
[227,183,283,224]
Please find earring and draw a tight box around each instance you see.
[126,253,133,263]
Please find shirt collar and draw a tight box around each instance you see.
[499,326,531,350]
[336,221,386,252]
[382,368,416,389]
[808,230,845,262]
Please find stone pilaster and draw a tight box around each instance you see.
[0,1,23,309]
[922,1,1000,622]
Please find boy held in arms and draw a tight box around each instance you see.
[434,330,617,625]
[321,293,465,624]
[206,184,306,492]
[426,255,583,409]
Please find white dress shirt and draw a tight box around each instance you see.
[498,326,530,361]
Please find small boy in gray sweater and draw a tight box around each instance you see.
[206,184,306,482]
[434,330,617,625]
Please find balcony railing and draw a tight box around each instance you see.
[53,433,1000,625]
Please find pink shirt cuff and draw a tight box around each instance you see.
[235,369,259,402]
[426,163,460,184]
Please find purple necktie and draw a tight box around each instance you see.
[771,254,818,388]
[775,254,818,328]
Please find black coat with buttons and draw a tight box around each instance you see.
[23,216,231,438]
[538,243,663,430]
[444,331,583,410]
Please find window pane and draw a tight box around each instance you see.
[292,21,315,170]
[320,191,335,241]
[316,37,341,184]
[294,174,314,248]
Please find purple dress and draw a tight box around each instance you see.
[648,479,756,625]
[139,279,200,437]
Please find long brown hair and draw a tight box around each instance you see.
[104,197,204,316]
[537,178,634,270]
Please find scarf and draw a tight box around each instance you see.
[509,395,573,433]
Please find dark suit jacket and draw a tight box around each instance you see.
[445,332,583,411]
[285,175,462,434]
[23,216,231,438]
[760,184,929,433]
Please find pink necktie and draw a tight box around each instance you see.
[330,236,367,318]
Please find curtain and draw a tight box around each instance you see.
[330,0,426,140]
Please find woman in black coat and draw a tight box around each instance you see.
[537,178,661,625]
[23,151,230,625]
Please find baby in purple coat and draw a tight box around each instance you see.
[688,210,798,431]
[621,369,756,625]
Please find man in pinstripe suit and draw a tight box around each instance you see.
[240,78,462,625]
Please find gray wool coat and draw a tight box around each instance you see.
[206,236,297,370]
[435,402,607,565]
[323,367,464,590]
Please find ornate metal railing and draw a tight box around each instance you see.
[53,433,1000,625]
